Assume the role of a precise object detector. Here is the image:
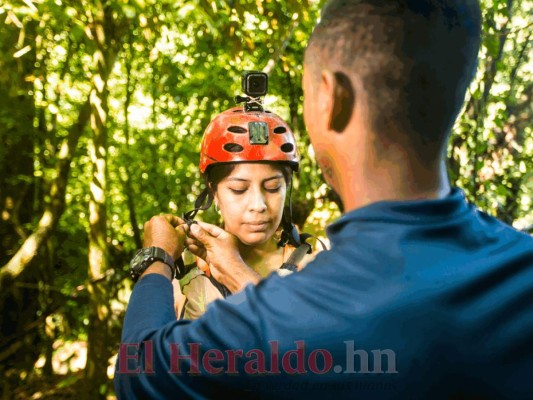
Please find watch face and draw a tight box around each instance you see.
[130,248,149,271]
[129,247,174,281]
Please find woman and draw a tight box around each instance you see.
[176,106,317,319]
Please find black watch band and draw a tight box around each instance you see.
[130,247,175,282]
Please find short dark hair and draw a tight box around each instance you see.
[206,162,292,192]
[306,0,481,151]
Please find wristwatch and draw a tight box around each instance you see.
[129,247,175,282]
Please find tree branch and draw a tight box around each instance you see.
[0,99,91,282]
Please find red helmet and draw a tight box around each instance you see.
[199,106,299,174]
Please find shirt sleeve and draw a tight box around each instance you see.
[114,273,280,398]
[114,249,339,399]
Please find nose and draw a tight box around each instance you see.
[249,188,267,213]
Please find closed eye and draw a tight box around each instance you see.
[265,186,281,193]
[229,188,246,194]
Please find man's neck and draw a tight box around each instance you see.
[339,152,451,213]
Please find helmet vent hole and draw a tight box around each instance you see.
[273,126,287,134]
[228,126,247,134]
[223,143,244,153]
[232,109,243,113]
[280,143,294,153]
[265,110,272,113]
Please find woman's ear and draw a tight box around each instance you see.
[213,191,220,210]
[207,182,219,209]
[207,182,217,198]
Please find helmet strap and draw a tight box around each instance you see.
[183,180,214,225]
[278,175,302,248]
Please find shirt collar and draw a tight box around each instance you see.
[326,187,471,238]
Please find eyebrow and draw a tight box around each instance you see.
[226,174,284,183]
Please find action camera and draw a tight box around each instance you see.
[242,71,268,97]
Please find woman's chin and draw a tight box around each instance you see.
[236,232,273,246]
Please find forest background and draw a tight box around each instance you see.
[0,0,531,398]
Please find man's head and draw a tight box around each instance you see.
[303,0,481,197]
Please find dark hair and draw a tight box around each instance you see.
[306,0,481,151]
[206,162,292,192]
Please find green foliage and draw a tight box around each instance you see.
[448,0,532,227]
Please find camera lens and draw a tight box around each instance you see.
[244,72,268,97]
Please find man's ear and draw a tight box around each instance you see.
[319,70,355,133]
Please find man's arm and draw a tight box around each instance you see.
[115,218,266,397]
[114,272,281,398]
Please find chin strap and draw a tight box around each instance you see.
[278,175,301,248]
[175,186,214,279]
[278,176,328,271]
[182,187,213,226]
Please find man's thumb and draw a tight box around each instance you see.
[190,223,210,245]
[197,221,226,238]
[190,223,201,236]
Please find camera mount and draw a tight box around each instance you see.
[235,95,264,112]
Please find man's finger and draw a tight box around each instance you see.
[189,223,211,244]
[175,224,187,238]
[184,238,204,251]
[186,243,199,253]
[186,244,207,262]
[196,258,211,277]
[185,237,206,252]
[184,237,198,246]
[196,221,227,239]
[161,214,185,227]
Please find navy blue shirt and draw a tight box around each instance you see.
[115,188,533,399]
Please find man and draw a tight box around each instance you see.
[115,0,533,398]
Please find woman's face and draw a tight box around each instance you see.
[214,163,287,246]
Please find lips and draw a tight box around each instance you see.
[245,221,270,231]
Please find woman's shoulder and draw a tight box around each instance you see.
[178,265,206,288]
[179,266,225,319]
[178,249,210,287]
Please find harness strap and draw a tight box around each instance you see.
[207,275,232,298]
[214,237,327,298]
[175,187,214,279]
[279,242,312,272]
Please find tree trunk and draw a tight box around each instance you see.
[121,40,143,249]
[0,20,37,267]
[84,1,118,397]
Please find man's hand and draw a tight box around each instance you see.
[143,215,187,261]
[186,222,261,293]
